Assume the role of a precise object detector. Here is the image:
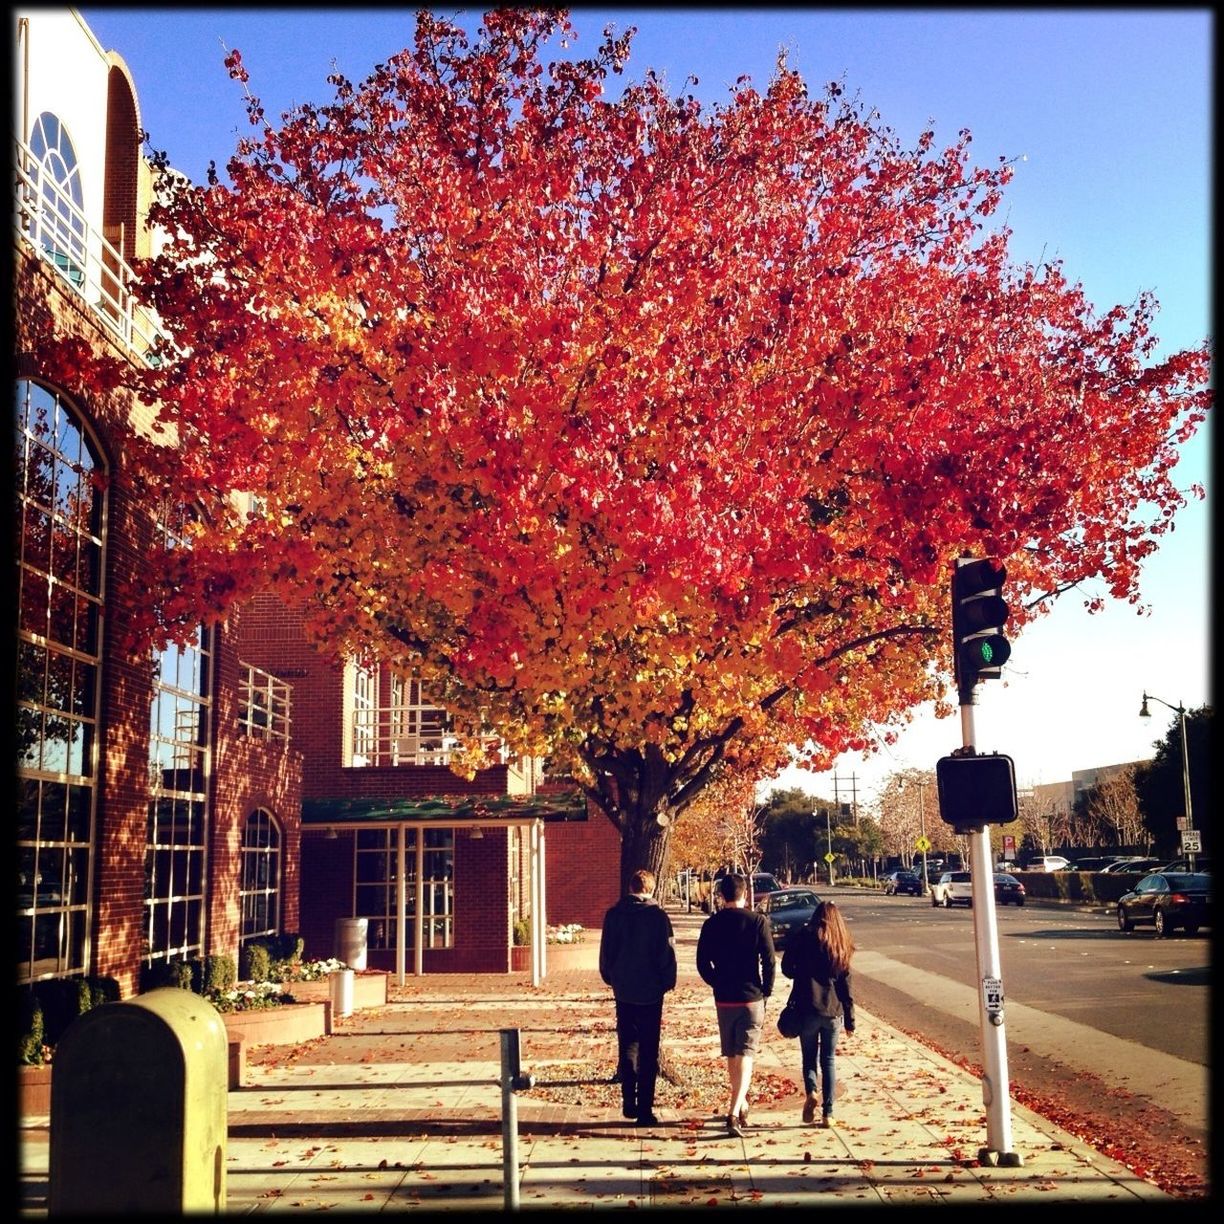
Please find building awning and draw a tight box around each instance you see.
[301,790,588,827]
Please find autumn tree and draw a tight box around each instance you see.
[1075,765,1148,851]
[108,9,1209,889]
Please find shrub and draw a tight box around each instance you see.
[240,942,273,984]
[139,959,196,993]
[18,975,121,1062]
[268,933,305,964]
[512,919,531,947]
[19,991,45,1065]
[205,954,237,995]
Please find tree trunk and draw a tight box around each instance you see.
[584,740,720,896]
[618,815,672,897]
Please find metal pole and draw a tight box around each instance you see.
[960,698,1020,1167]
[500,1030,521,1211]
[1179,706,1196,869]
[826,807,833,885]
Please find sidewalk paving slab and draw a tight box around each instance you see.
[18,915,1185,1214]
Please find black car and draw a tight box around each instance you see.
[993,873,1026,906]
[758,888,821,948]
[1116,872,1211,937]
[883,870,923,896]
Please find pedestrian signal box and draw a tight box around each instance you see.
[935,753,1018,827]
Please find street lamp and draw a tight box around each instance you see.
[1139,692,1196,868]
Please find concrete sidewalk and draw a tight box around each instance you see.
[19,911,1174,1212]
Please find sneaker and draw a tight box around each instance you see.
[726,1113,744,1138]
[802,1095,818,1124]
[819,1114,834,1129]
[635,1112,660,1126]
[622,1105,637,1120]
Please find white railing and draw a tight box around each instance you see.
[239,664,292,744]
[351,703,506,768]
[13,135,166,363]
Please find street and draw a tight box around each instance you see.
[822,886,1209,1159]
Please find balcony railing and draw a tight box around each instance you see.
[239,664,292,744]
[350,704,506,768]
[14,135,166,363]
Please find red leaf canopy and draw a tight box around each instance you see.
[128,9,1210,832]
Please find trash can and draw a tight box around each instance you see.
[330,968,355,1019]
[49,986,228,1215]
[335,917,368,971]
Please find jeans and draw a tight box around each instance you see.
[798,1012,840,1113]
[614,999,663,1115]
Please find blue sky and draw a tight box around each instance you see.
[78,7,1213,806]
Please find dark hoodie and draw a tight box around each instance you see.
[696,904,776,1003]
[599,894,678,1004]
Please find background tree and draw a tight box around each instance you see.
[1133,706,1212,859]
[1074,766,1148,851]
[758,787,824,882]
[666,767,760,882]
[100,9,1209,889]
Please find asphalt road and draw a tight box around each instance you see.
[823,886,1209,1147]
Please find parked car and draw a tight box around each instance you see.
[1098,857,1163,875]
[1157,856,1211,875]
[930,870,973,908]
[749,872,783,903]
[1070,855,1129,872]
[706,870,783,911]
[1116,872,1211,937]
[883,870,923,896]
[1025,855,1072,872]
[993,873,1026,906]
[758,888,821,948]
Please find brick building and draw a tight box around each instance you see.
[14,8,620,1003]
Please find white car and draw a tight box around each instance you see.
[1027,855,1071,872]
[930,870,973,908]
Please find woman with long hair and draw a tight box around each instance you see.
[780,900,855,1127]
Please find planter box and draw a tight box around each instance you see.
[511,942,599,973]
[221,1000,329,1048]
[284,971,387,1008]
[20,1063,52,1116]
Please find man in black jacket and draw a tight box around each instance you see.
[598,869,678,1126]
[695,874,776,1136]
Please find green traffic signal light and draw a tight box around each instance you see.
[961,633,1011,670]
[951,557,1011,698]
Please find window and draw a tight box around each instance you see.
[345,656,377,766]
[28,111,87,284]
[15,380,103,983]
[354,828,454,950]
[240,810,282,942]
[144,509,212,969]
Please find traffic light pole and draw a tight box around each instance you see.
[959,697,1021,1167]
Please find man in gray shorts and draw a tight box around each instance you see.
[696,874,776,1136]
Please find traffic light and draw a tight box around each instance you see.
[936,752,1018,827]
[951,557,1010,698]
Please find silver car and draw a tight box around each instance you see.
[930,870,973,908]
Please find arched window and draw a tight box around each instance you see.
[240,810,282,942]
[28,111,87,282]
[15,379,105,983]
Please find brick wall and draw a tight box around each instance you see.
[545,806,622,932]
